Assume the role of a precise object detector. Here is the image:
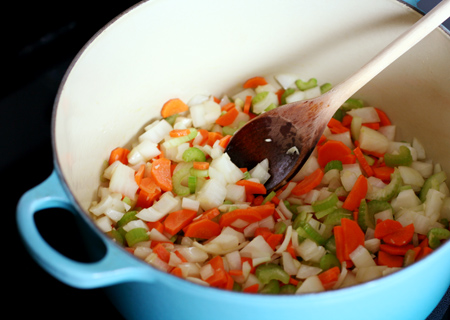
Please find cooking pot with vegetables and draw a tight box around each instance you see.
[17,0,450,319]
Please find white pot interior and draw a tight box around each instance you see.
[54,0,450,213]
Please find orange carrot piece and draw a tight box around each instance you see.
[174,250,188,263]
[266,233,284,250]
[243,76,268,89]
[377,251,403,268]
[236,179,267,195]
[328,118,350,134]
[341,218,365,261]
[317,140,354,167]
[243,95,252,114]
[215,107,239,126]
[243,283,259,293]
[341,115,353,127]
[207,131,223,146]
[161,98,189,118]
[193,161,210,170]
[204,256,228,287]
[290,168,324,196]
[289,277,300,286]
[416,247,434,261]
[135,164,146,185]
[164,209,198,236]
[221,102,236,112]
[375,108,392,126]
[342,175,368,211]
[218,134,232,149]
[197,207,221,221]
[362,122,380,130]
[151,158,173,192]
[108,147,130,165]
[147,220,165,234]
[334,226,346,263]
[219,203,275,228]
[353,147,374,176]
[169,129,191,137]
[372,166,394,182]
[318,266,341,290]
[196,129,210,146]
[170,267,183,277]
[374,219,403,239]
[183,219,221,239]
[379,243,415,256]
[382,223,415,246]
[153,243,171,263]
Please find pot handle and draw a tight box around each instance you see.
[16,170,156,288]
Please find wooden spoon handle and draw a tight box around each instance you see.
[326,0,450,110]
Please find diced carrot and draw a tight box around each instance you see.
[243,95,252,114]
[342,175,368,211]
[243,283,259,293]
[251,195,264,206]
[375,108,392,126]
[378,251,403,268]
[223,272,235,290]
[170,267,183,278]
[341,115,353,127]
[221,102,236,112]
[374,219,403,239]
[153,243,171,263]
[218,135,232,149]
[266,233,284,250]
[183,219,221,239]
[193,162,210,170]
[150,240,172,249]
[136,188,161,209]
[146,220,165,234]
[289,277,300,286]
[161,98,189,118]
[276,88,285,105]
[318,266,341,290]
[353,147,374,176]
[416,247,433,260]
[362,122,380,130]
[196,129,210,146]
[341,218,365,261]
[139,176,160,195]
[317,140,354,167]
[207,132,223,146]
[334,226,346,263]
[287,241,297,259]
[236,180,267,195]
[219,203,275,228]
[380,243,415,256]
[254,227,272,239]
[419,237,429,248]
[174,250,188,263]
[290,168,324,196]
[243,76,268,89]
[108,147,130,165]
[164,209,198,236]
[197,207,221,221]
[372,166,395,182]
[213,96,221,104]
[204,256,228,287]
[169,129,191,137]
[328,118,350,134]
[229,270,244,276]
[216,107,239,126]
[382,223,415,246]
[151,158,173,192]
[135,164,146,185]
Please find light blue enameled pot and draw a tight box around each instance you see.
[17,0,450,319]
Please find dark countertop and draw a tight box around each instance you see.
[5,1,449,319]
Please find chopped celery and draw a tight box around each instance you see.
[324,235,337,255]
[312,193,339,212]
[232,282,242,292]
[243,171,251,179]
[164,114,178,126]
[281,88,296,105]
[162,128,198,149]
[222,126,237,136]
[125,228,149,246]
[315,206,337,220]
[319,253,341,271]
[188,176,197,194]
[358,199,375,232]
[368,200,392,215]
[117,210,138,228]
[419,171,447,202]
[182,147,206,162]
[108,229,124,246]
[274,221,287,234]
[332,108,344,122]
[440,218,449,229]
[255,263,290,285]
[320,83,332,94]
[264,103,277,112]
[172,162,194,196]
[324,160,343,172]
[279,284,297,294]
[323,208,353,226]
[384,146,413,167]
[296,221,327,246]
[403,249,416,267]
[190,167,209,177]
[366,168,402,201]
[262,190,277,204]
[253,91,269,105]
[260,279,280,294]
[427,228,450,249]
[295,78,317,91]
[341,98,364,111]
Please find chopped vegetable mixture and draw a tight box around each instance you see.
[90,74,450,294]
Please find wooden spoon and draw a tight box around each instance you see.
[225,0,450,193]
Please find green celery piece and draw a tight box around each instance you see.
[163,128,198,149]
[319,253,341,271]
[341,98,364,111]
[279,284,297,294]
[296,221,327,246]
[262,191,277,204]
[182,147,206,162]
[324,160,343,172]
[260,279,281,294]
[172,162,194,196]
[295,78,317,91]
[368,200,393,215]
[358,199,375,232]
[427,228,450,249]
[125,228,150,247]
[255,263,290,285]
[252,91,269,105]
[108,229,124,246]
[366,168,402,201]
[222,126,237,136]
[117,211,138,228]
[281,88,296,105]
[312,193,339,212]
[264,103,277,112]
[320,83,332,94]
[323,208,353,227]
[274,221,287,234]
[384,146,413,167]
[232,282,242,292]
[403,249,416,267]
[440,218,449,229]
[190,167,209,178]
[315,206,337,220]
[324,235,337,255]
[188,176,197,194]
[419,171,447,202]
[164,114,178,126]
[332,108,344,122]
